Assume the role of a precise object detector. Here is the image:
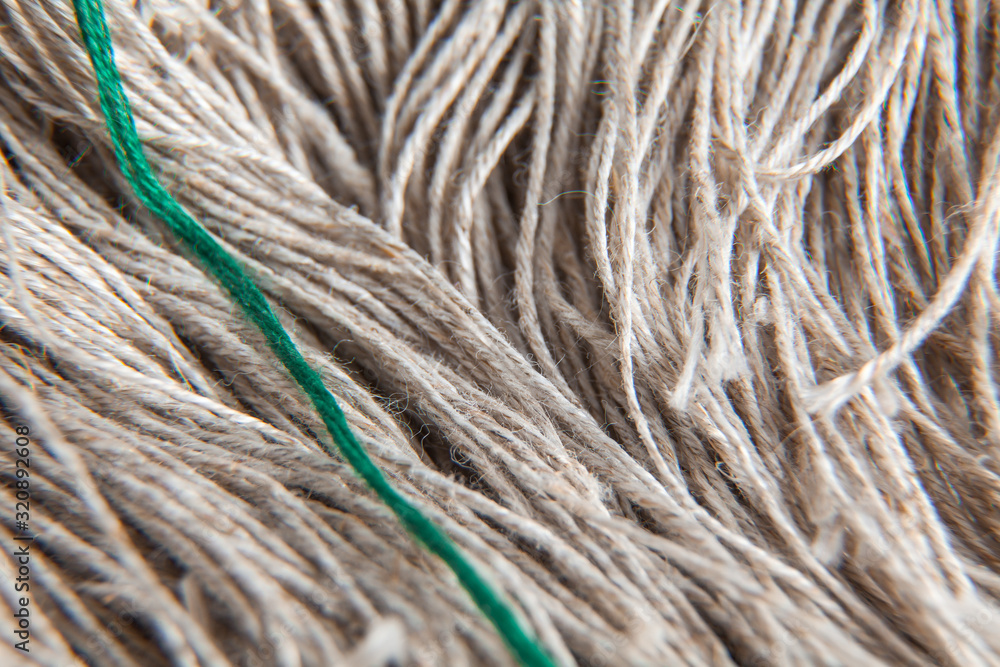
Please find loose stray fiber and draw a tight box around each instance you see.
[0,0,999,666]
[69,0,552,663]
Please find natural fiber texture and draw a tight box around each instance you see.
[1,0,999,665]
[69,0,552,662]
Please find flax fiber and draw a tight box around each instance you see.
[1,0,999,665]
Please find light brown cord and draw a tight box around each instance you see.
[1,0,999,665]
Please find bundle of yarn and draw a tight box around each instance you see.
[2,0,999,664]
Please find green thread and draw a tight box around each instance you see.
[70,2,554,665]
